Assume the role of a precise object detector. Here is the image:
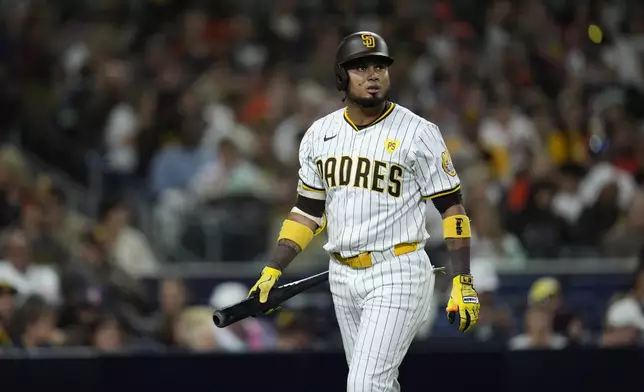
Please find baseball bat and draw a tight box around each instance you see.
[212,270,329,328]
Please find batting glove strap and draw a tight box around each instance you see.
[446,274,480,333]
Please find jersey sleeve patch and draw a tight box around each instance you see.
[413,123,461,200]
[441,151,457,177]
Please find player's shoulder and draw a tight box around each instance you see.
[391,103,439,134]
[302,108,345,141]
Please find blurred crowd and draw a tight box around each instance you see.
[2,0,643,262]
[0,0,644,352]
[447,255,644,350]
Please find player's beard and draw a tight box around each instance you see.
[346,87,389,108]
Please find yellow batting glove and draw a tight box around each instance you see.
[446,274,480,332]
[248,266,282,304]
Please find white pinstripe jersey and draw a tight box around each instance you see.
[297,103,460,258]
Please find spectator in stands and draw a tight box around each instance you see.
[528,276,594,346]
[0,146,30,229]
[101,59,140,199]
[61,228,150,340]
[603,190,644,257]
[547,105,589,167]
[18,197,69,267]
[551,163,586,226]
[575,182,622,250]
[0,227,61,307]
[478,96,541,184]
[40,184,91,253]
[0,280,17,347]
[59,227,133,346]
[90,314,127,352]
[506,180,572,258]
[469,198,526,267]
[528,277,564,314]
[58,285,104,347]
[152,278,190,346]
[601,258,644,347]
[149,115,210,253]
[275,309,312,352]
[508,305,567,350]
[601,297,644,347]
[552,309,591,348]
[635,133,644,185]
[149,111,209,198]
[469,261,514,347]
[172,306,218,352]
[190,137,276,203]
[577,162,638,225]
[11,296,60,349]
[272,81,328,168]
[96,198,159,277]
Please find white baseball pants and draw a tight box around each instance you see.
[329,248,436,392]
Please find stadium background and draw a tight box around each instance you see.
[0,0,643,390]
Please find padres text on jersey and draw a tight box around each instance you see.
[297,104,460,258]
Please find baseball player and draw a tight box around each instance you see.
[249,31,480,392]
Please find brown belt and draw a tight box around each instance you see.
[332,242,420,269]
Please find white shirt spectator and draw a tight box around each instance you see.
[478,111,540,177]
[105,102,139,173]
[606,296,644,332]
[272,116,304,166]
[272,81,328,166]
[508,333,568,350]
[202,103,257,158]
[578,162,637,210]
[470,260,500,294]
[601,38,644,89]
[111,226,160,278]
[552,192,584,224]
[0,260,61,307]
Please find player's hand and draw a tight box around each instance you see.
[446,274,480,332]
[248,266,282,304]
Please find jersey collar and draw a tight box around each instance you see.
[343,102,395,132]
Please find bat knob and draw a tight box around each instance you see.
[213,311,226,328]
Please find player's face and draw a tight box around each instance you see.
[345,57,391,108]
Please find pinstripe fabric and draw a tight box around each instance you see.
[296,103,454,391]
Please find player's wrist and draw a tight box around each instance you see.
[266,261,283,273]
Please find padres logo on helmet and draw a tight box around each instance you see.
[361,33,376,48]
